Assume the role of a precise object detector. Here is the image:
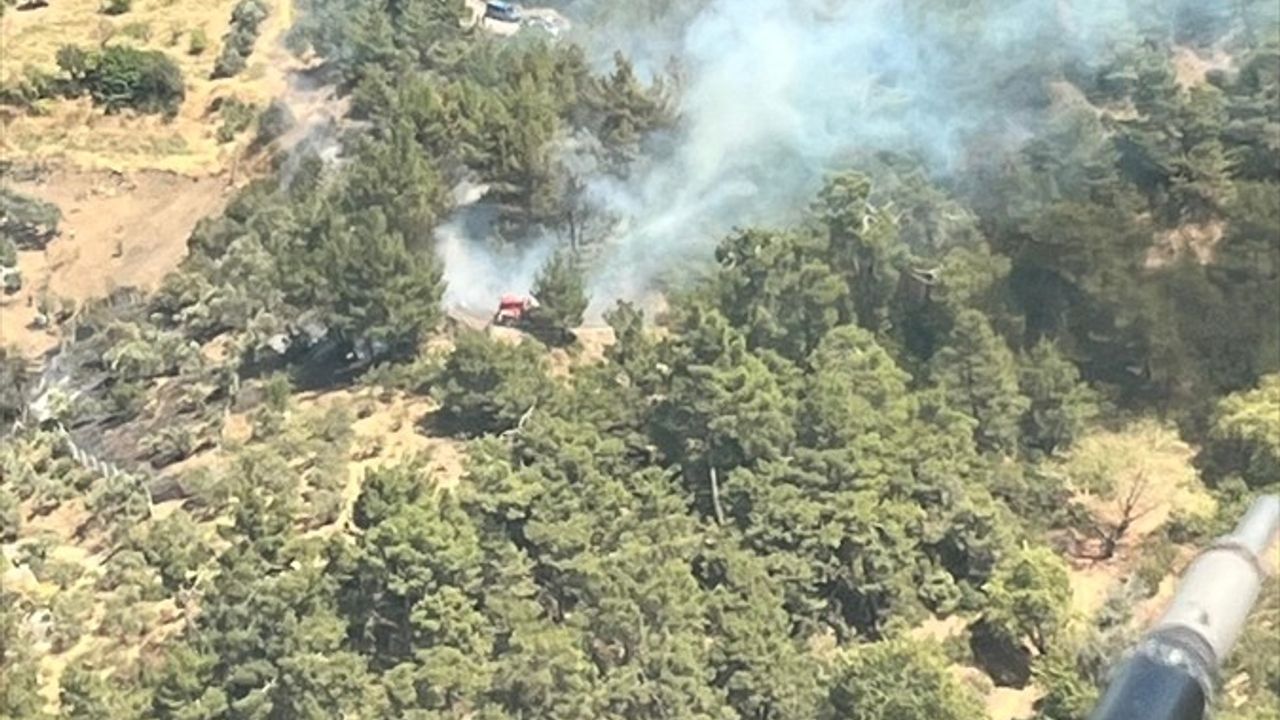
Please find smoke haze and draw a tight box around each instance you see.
[441,0,1244,316]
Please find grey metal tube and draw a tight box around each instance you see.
[1151,494,1280,669]
[1091,494,1280,720]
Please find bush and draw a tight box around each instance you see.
[435,329,552,436]
[100,0,130,15]
[254,98,294,145]
[0,65,59,109]
[215,97,256,143]
[0,234,18,293]
[120,20,152,42]
[188,27,208,55]
[1133,535,1179,598]
[0,486,19,542]
[3,266,23,294]
[211,46,247,79]
[1,188,61,248]
[57,44,185,116]
[210,0,269,78]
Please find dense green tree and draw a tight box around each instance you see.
[652,308,796,481]
[1019,341,1100,456]
[982,546,1073,655]
[141,509,211,591]
[338,126,448,244]
[60,660,148,719]
[715,228,847,362]
[932,310,1029,454]
[697,537,824,719]
[1199,374,1280,489]
[434,329,552,436]
[489,70,561,238]
[530,248,589,337]
[803,324,913,450]
[313,210,445,356]
[822,639,986,720]
[811,172,905,333]
[0,188,61,249]
[579,52,674,173]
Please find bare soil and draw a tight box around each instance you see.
[1,0,300,174]
[1,167,231,357]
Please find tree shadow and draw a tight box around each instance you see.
[969,620,1033,688]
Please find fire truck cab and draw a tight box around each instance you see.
[494,294,539,326]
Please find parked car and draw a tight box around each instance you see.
[484,1,521,23]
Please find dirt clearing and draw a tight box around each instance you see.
[1,167,230,357]
[1,0,299,174]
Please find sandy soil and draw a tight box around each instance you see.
[1,168,231,357]
[1146,220,1225,269]
[292,388,469,533]
[1172,46,1233,89]
[1062,424,1214,618]
[1,0,300,174]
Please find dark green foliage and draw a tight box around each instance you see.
[141,509,211,591]
[0,645,44,719]
[822,639,985,720]
[434,329,552,436]
[211,0,270,79]
[0,187,60,249]
[579,52,675,172]
[982,546,1072,654]
[255,98,295,145]
[60,660,147,719]
[1018,340,1099,456]
[56,44,185,116]
[1198,375,1280,489]
[215,97,256,143]
[932,310,1029,455]
[530,248,588,337]
[313,212,446,353]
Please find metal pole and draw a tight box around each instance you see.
[1090,494,1280,720]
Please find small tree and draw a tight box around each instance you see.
[932,309,1029,455]
[530,248,588,340]
[823,639,985,720]
[0,188,60,249]
[188,27,208,55]
[1018,340,1099,457]
[1199,374,1280,489]
[434,330,551,437]
[100,0,131,15]
[0,346,27,424]
[1059,420,1197,560]
[983,546,1073,655]
[254,98,295,146]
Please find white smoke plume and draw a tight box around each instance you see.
[440,0,1242,317]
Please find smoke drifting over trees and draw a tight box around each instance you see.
[445,0,1275,310]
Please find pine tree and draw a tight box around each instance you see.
[1019,340,1100,456]
[932,310,1029,454]
[982,546,1073,655]
[822,639,986,720]
[531,248,589,338]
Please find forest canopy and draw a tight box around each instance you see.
[1,0,1278,719]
